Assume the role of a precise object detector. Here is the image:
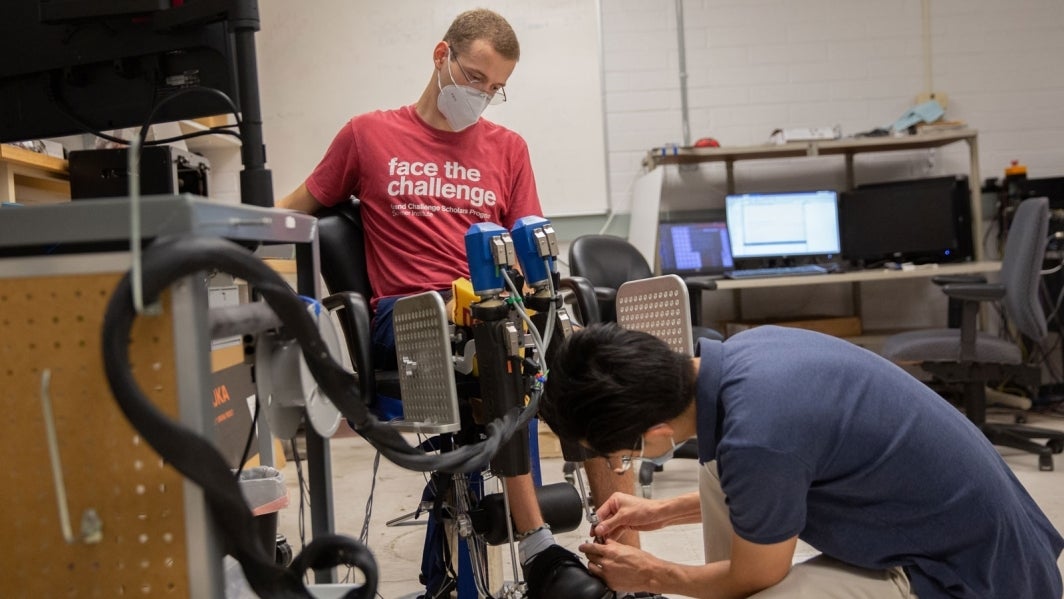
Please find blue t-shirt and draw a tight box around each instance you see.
[695,326,1063,599]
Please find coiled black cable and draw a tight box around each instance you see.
[100,234,546,595]
[102,233,535,472]
[102,235,377,598]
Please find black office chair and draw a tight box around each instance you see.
[568,234,722,339]
[882,197,1064,471]
[567,234,720,495]
[315,201,388,400]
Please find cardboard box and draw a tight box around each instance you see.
[194,114,233,129]
[212,362,260,469]
[725,315,862,339]
[537,422,563,459]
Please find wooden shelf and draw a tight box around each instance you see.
[629,128,991,337]
[0,143,68,174]
[643,128,979,171]
[630,128,984,266]
[178,119,242,152]
[0,143,70,204]
[712,261,1001,291]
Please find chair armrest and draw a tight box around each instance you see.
[941,283,1005,302]
[683,276,718,327]
[322,291,375,403]
[557,275,601,325]
[931,274,987,286]
[940,283,1004,360]
[682,276,719,292]
[593,286,617,304]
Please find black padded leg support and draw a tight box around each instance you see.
[470,482,584,545]
[473,318,531,476]
[522,544,614,599]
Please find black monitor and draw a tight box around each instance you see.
[0,1,272,207]
[0,3,238,143]
[1021,177,1064,209]
[840,175,973,267]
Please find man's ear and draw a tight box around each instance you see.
[432,41,449,68]
[645,422,675,442]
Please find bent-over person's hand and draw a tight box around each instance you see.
[593,492,671,541]
[579,538,669,592]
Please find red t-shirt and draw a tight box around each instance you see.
[306,105,542,306]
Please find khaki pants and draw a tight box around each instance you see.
[699,461,917,599]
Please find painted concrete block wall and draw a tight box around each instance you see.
[602,0,1064,214]
[601,0,1064,336]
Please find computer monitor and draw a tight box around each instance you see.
[0,3,239,143]
[1021,176,1064,209]
[0,1,273,207]
[657,220,733,276]
[724,190,841,264]
[840,175,972,266]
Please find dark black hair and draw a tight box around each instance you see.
[541,323,696,456]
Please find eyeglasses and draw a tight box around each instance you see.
[612,435,645,474]
[451,52,507,105]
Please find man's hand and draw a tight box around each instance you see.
[579,539,668,592]
[593,492,670,541]
[581,532,799,599]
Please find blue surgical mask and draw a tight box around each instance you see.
[646,437,681,467]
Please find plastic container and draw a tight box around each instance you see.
[1003,159,1029,210]
[224,466,291,598]
[1004,159,1028,178]
[239,465,290,555]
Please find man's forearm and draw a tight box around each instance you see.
[657,491,703,527]
[653,560,766,599]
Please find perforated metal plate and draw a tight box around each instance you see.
[616,274,694,355]
[392,292,461,433]
[1,271,191,597]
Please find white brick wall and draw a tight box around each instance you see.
[602,0,1064,333]
[603,0,1064,213]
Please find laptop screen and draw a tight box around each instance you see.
[657,220,733,275]
[725,190,841,260]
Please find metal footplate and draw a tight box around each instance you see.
[392,291,462,434]
[616,274,695,355]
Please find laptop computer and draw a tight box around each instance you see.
[657,220,734,277]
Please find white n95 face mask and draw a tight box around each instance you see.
[436,49,490,132]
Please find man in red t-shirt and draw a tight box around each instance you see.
[279,9,641,598]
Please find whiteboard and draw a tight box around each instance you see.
[256,0,609,217]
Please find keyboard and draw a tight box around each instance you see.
[726,264,830,279]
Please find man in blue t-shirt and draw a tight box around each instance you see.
[541,323,1064,598]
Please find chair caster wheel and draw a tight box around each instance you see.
[1048,439,1064,454]
[276,534,293,566]
[1038,454,1054,472]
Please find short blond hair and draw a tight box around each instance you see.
[444,9,520,61]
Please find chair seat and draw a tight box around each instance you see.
[881,329,1022,364]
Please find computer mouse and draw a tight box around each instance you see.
[694,137,720,148]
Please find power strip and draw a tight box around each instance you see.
[769,125,841,144]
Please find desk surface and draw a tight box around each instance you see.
[702,261,1002,291]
